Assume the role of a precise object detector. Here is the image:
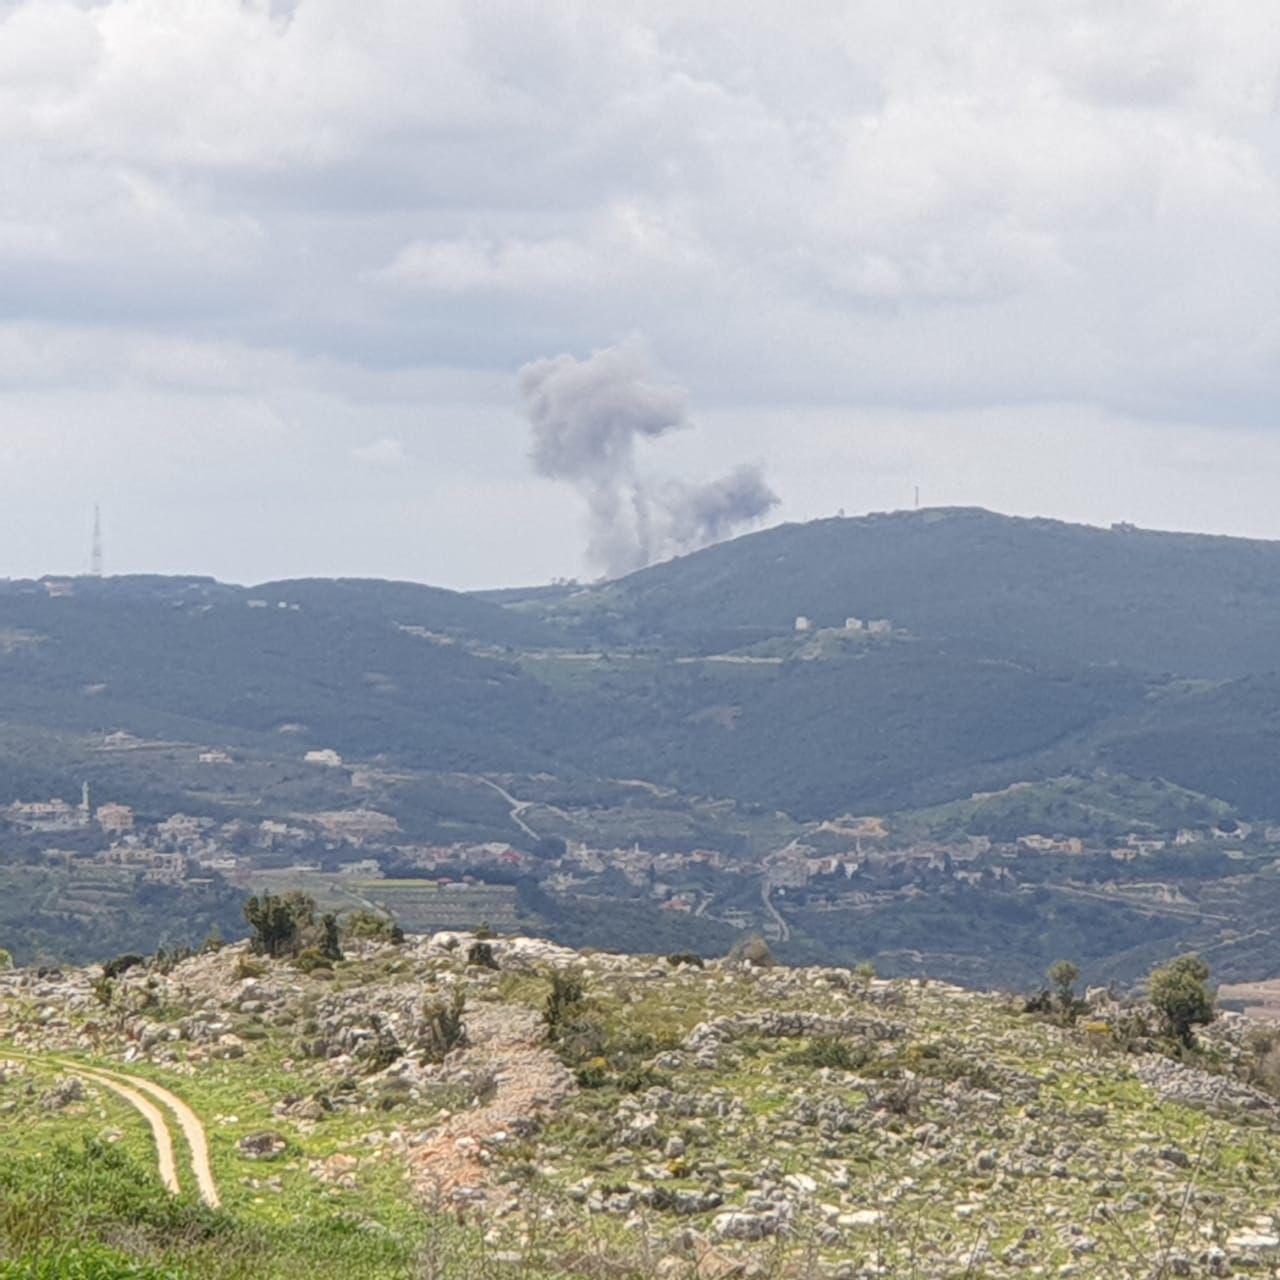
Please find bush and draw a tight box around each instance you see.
[786,1036,870,1071]
[293,947,333,975]
[728,935,774,968]
[341,910,403,945]
[102,954,144,980]
[466,941,498,969]
[152,946,192,976]
[1047,959,1081,1023]
[243,892,306,958]
[666,952,703,969]
[243,893,343,963]
[1148,953,1214,1046]
[418,989,467,1063]
[543,971,586,1041]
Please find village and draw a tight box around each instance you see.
[4,770,1276,947]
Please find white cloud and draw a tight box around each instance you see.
[4,0,1280,581]
[351,435,406,465]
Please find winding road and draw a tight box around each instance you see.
[479,777,540,841]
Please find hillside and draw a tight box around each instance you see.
[540,507,1280,677]
[3,931,1280,1278]
[9,510,1280,985]
[6,510,1280,822]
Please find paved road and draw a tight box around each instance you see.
[761,880,792,942]
[479,777,540,840]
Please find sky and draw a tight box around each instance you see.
[4,0,1280,587]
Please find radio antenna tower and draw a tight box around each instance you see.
[90,504,104,578]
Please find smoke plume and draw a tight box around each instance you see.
[519,339,779,577]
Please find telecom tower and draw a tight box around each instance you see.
[90,504,103,578]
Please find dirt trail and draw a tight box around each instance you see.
[68,1060,221,1208]
[62,1064,182,1196]
[410,1005,575,1204]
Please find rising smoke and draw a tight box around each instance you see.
[518,339,779,578]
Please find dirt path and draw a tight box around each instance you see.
[69,1060,221,1208]
[66,1063,182,1196]
[409,1005,575,1205]
[16,1052,222,1209]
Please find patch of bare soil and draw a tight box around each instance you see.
[409,1004,576,1205]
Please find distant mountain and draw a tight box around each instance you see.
[544,507,1280,677]
[5,508,1280,825]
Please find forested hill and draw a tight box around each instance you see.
[6,508,1280,821]
[532,507,1280,677]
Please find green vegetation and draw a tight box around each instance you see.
[1149,952,1215,1045]
[1048,959,1080,1022]
[0,1140,425,1279]
[243,893,340,964]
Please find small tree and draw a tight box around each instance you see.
[244,892,324,959]
[1148,953,1214,1046]
[0,947,14,971]
[244,892,299,957]
[544,971,586,1041]
[728,935,775,968]
[319,913,343,963]
[1047,960,1080,1020]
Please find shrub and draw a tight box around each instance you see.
[244,893,343,962]
[1148,953,1214,1045]
[0,948,13,971]
[151,946,192,976]
[102,954,144,980]
[1047,959,1081,1023]
[543,971,586,1041]
[466,941,498,970]
[233,955,266,981]
[786,1035,870,1071]
[418,989,467,1063]
[728,935,774,968]
[1023,989,1054,1015]
[319,914,343,963]
[341,909,403,945]
[1247,1027,1280,1094]
[293,947,333,975]
[243,892,306,958]
[666,952,703,969]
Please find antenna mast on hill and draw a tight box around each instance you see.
[90,504,104,578]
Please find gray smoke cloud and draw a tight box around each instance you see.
[519,339,779,577]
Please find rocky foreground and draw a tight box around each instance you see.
[4,934,1280,1278]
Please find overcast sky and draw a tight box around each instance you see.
[4,0,1280,587]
